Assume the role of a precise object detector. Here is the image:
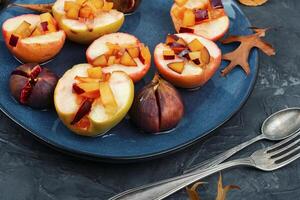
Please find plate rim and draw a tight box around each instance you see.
[0,1,259,162]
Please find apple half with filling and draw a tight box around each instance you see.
[2,13,66,63]
[54,64,134,136]
[170,0,230,41]
[52,0,124,44]
[86,32,151,83]
[154,33,221,88]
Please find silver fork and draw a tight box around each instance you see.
[109,131,300,200]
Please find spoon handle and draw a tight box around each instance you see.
[184,134,264,173]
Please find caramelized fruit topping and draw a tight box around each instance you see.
[71,66,118,126]
[164,35,211,73]
[182,9,195,27]
[92,42,151,67]
[163,50,176,60]
[167,61,185,74]
[71,98,94,125]
[9,13,58,47]
[64,0,114,20]
[166,34,180,45]
[173,0,226,30]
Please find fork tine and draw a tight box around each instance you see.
[273,146,300,162]
[267,131,300,151]
[269,138,300,157]
[273,151,300,169]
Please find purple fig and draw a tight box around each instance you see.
[9,63,58,109]
[130,74,184,133]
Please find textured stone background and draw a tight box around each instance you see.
[1,0,300,200]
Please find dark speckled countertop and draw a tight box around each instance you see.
[1,1,300,200]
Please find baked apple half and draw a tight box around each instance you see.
[170,0,230,41]
[52,0,124,44]
[154,33,221,88]
[86,32,151,83]
[2,13,66,63]
[54,64,134,136]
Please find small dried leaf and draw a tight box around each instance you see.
[221,27,275,76]
[238,0,268,6]
[215,174,240,200]
[186,182,206,200]
[8,3,53,13]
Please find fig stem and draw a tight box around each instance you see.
[152,73,161,84]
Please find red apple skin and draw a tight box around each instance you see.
[154,33,222,88]
[86,32,151,83]
[2,14,66,63]
[170,4,230,41]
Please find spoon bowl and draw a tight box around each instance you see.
[262,107,300,140]
[184,107,300,174]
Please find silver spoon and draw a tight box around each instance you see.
[184,107,300,173]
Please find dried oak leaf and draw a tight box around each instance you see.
[221,27,275,76]
[239,0,268,6]
[215,174,240,200]
[186,174,240,200]
[186,182,206,200]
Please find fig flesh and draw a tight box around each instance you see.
[9,63,58,109]
[130,74,184,133]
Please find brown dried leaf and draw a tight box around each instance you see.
[238,0,268,6]
[215,174,240,200]
[221,27,275,76]
[8,3,54,13]
[186,182,206,200]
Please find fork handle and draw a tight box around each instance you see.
[109,158,253,200]
[185,134,265,173]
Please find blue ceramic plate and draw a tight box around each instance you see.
[0,0,257,162]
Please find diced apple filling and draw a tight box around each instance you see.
[9,13,58,47]
[99,81,118,116]
[163,50,176,60]
[120,51,137,66]
[163,34,211,74]
[165,34,180,45]
[168,62,185,74]
[87,67,102,78]
[182,9,195,27]
[71,66,119,126]
[91,42,151,67]
[64,0,114,20]
[172,0,226,31]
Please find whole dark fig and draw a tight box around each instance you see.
[9,63,58,109]
[130,74,184,133]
